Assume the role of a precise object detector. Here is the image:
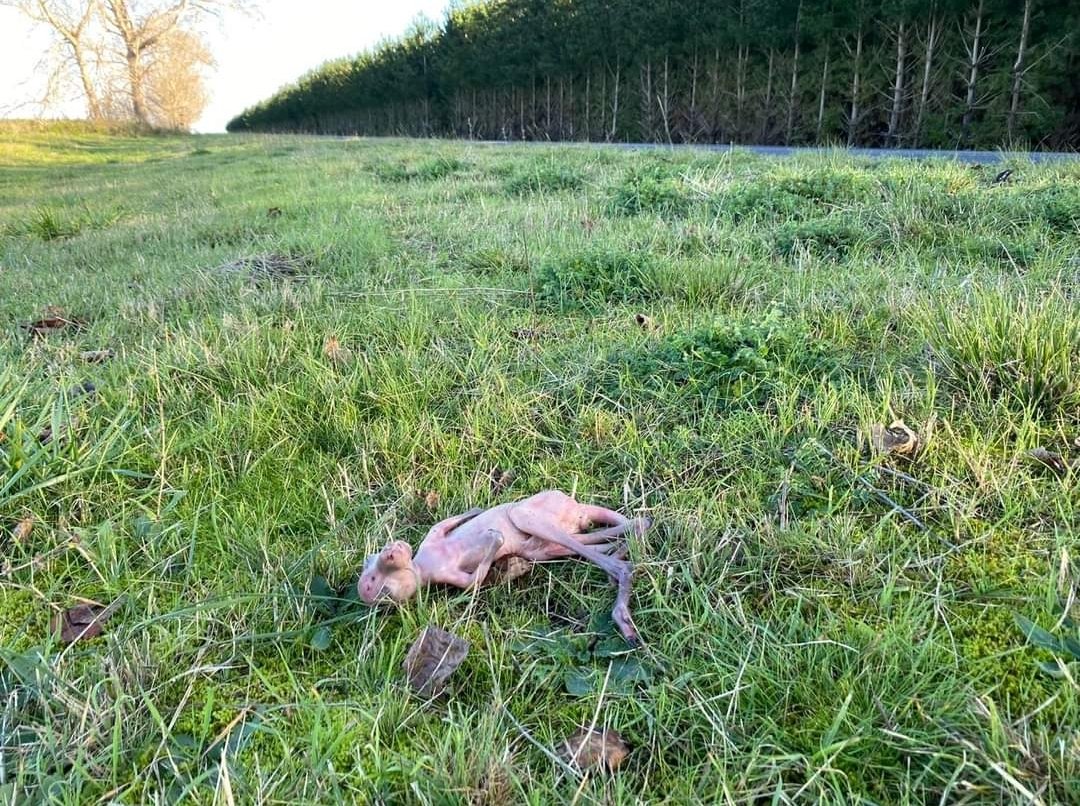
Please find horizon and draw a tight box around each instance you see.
[0,0,448,134]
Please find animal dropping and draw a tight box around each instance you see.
[80,349,114,364]
[358,490,650,646]
[403,625,469,696]
[869,420,920,457]
[560,727,629,771]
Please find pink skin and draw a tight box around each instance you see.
[358,490,650,645]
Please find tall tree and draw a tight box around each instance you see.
[102,0,245,126]
[2,0,103,119]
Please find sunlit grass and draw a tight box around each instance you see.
[1,127,1078,803]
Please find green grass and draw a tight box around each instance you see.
[2,128,1079,803]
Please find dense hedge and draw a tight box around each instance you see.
[228,0,1079,150]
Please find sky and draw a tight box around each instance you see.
[0,0,449,133]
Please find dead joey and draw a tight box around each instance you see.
[358,490,650,645]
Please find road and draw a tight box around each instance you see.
[469,139,1078,164]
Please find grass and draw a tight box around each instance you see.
[1,128,1079,803]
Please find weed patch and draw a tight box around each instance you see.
[774,216,872,259]
[375,156,466,182]
[535,248,659,309]
[608,164,692,216]
[505,162,584,195]
[602,310,839,406]
[7,204,125,241]
[711,182,804,222]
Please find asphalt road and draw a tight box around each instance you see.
[470,139,1078,163]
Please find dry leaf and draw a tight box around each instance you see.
[22,308,87,338]
[869,420,920,457]
[634,313,655,330]
[50,603,112,644]
[403,626,469,697]
[12,518,33,544]
[80,349,114,364]
[267,206,283,218]
[560,727,629,771]
[1026,448,1071,478]
[323,336,352,366]
[423,490,440,510]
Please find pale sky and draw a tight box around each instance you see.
[0,0,449,133]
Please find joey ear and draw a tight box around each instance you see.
[379,540,413,569]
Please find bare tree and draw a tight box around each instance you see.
[1,0,104,118]
[144,27,212,129]
[1006,0,1033,140]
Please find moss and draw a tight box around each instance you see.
[0,589,44,651]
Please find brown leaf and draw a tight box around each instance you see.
[323,336,352,366]
[560,727,629,771]
[267,206,283,218]
[403,626,469,697]
[423,490,440,510]
[80,349,114,364]
[50,603,112,644]
[22,308,87,338]
[1026,448,1071,478]
[633,313,655,331]
[12,518,33,544]
[869,420,920,457]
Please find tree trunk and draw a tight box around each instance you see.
[914,15,941,146]
[660,54,671,143]
[1007,0,1033,140]
[600,67,607,139]
[887,21,908,146]
[568,75,575,139]
[816,45,829,143]
[610,64,621,141]
[640,60,654,140]
[545,74,551,137]
[761,49,775,142]
[962,0,986,143]
[558,76,565,138]
[736,44,748,139]
[688,48,700,142]
[124,47,149,124]
[785,2,803,143]
[71,42,103,120]
[848,27,863,146]
[585,72,591,140]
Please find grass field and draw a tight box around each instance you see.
[2,124,1079,804]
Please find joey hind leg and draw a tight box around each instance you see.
[508,507,642,646]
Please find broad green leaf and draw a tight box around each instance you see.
[310,626,333,651]
[564,668,594,696]
[1014,614,1062,653]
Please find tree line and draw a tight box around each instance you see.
[227,0,1079,150]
